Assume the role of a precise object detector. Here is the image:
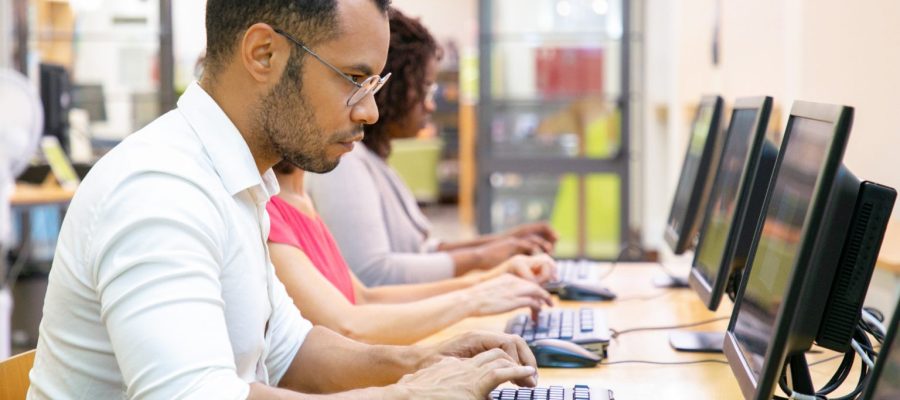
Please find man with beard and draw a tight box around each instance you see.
[27,0,539,398]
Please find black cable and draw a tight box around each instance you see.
[653,260,681,279]
[609,316,729,339]
[860,307,886,343]
[594,262,617,282]
[862,307,884,322]
[817,348,855,395]
[808,354,845,366]
[602,359,729,366]
[776,322,877,400]
[592,245,633,282]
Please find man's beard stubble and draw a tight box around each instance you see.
[257,68,349,174]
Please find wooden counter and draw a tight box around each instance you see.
[425,263,869,399]
[10,183,74,206]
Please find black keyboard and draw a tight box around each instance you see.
[504,308,610,357]
[490,385,614,400]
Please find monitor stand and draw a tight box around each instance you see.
[652,275,689,288]
[668,331,724,353]
[653,255,694,289]
[784,354,815,395]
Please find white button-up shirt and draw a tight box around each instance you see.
[28,82,312,399]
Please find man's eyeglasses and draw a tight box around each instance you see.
[273,28,391,107]
[424,83,439,105]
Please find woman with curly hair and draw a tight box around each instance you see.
[305,8,558,286]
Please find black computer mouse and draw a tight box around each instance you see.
[529,338,601,368]
[557,282,617,301]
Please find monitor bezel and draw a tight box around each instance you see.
[664,95,725,254]
[862,301,900,398]
[723,101,854,400]
[689,96,773,311]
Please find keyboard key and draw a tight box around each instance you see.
[491,385,608,400]
[577,262,589,279]
[505,308,609,362]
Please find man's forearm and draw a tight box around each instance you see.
[249,382,407,400]
[278,327,432,394]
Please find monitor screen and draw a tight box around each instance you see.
[731,117,832,380]
[693,108,759,287]
[71,84,107,122]
[665,96,723,253]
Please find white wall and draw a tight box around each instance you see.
[0,0,12,69]
[390,0,478,51]
[642,0,900,251]
[796,1,900,208]
[172,0,206,89]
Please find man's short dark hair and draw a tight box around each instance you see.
[204,0,391,78]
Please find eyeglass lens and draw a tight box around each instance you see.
[347,73,391,106]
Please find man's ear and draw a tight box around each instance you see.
[240,23,287,83]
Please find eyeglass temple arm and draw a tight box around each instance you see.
[273,28,363,89]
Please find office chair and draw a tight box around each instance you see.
[0,349,34,400]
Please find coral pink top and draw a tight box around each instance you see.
[267,196,356,304]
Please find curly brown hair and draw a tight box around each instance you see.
[362,7,442,159]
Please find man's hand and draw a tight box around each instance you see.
[419,331,538,387]
[395,349,536,399]
[465,274,552,317]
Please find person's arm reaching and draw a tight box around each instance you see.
[269,243,551,344]
[437,222,559,253]
[357,254,559,304]
[270,329,539,398]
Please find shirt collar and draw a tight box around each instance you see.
[177,81,276,198]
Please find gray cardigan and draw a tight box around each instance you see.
[305,144,454,286]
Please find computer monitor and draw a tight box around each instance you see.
[71,84,107,122]
[39,63,71,155]
[862,301,900,399]
[723,101,896,400]
[665,95,725,255]
[669,97,775,353]
[689,96,776,312]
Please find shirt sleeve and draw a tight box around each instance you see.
[306,154,454,286]
[90,172,250,400]
[263,264,313,385]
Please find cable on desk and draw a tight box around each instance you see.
[653,260,684,280]
[602,359,729,366]
[808,354,846,367]
[590,245,634,282]
[614,291,673,302]
[609,316,730,339]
